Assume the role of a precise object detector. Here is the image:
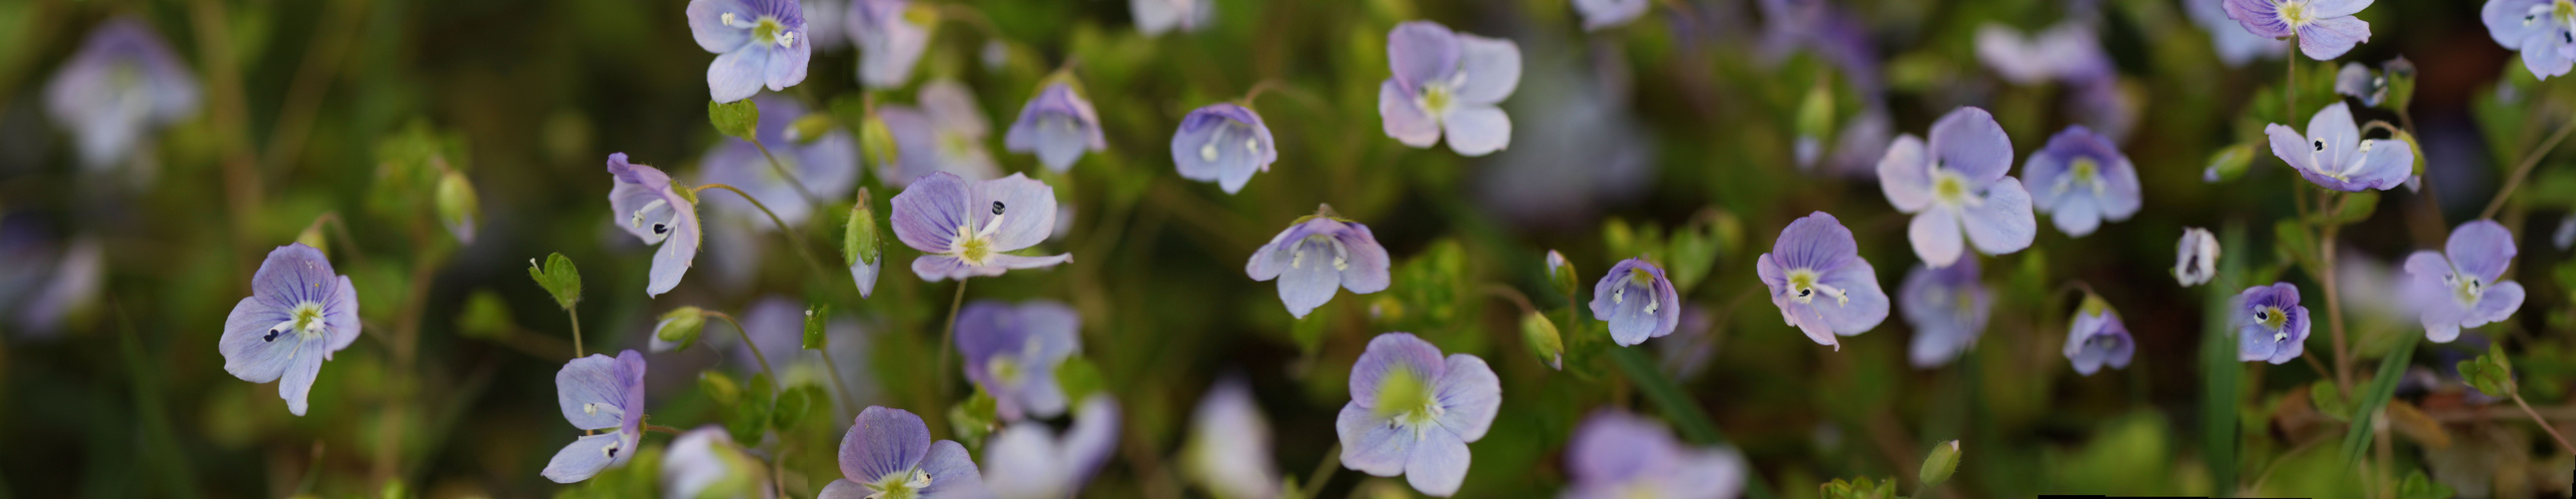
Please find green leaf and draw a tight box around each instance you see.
[709,99,761,141]
[771,385,820,431]
[725,374,775,443]
[2308,379,2351,422]
[2313,191,2378,226]
[803,303,830,350]
[528,252,581,310]
[2201,224,2248,492]
[2397,469,2452,499]
[1519,311,1565,370]
[699,370,741,405]
[2341,336,2417,465]
[455,289,515,340]
[2272,221,2322,278]
[2460,343,2517,396]
[2382,57,2417,113]
[949,389,998,448]
[1666,208,1726,293]
[1917,440,1961,490]
[1055,356,1105,403]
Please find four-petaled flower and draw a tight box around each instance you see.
[1134,0,1213,36]
[848,0,931,89]
[2234,282,2311,364]
[689,0,812,103]
[820,406,991,499]
[1336,332,1500,498]
[1974,22,2114,86]
[1005,81,1108,172]
[542,350,647,483]
[880,80,1004,188]
[44,17,201,172]
[1589,258,1683,346]
[1184,377,1280,499]
[1573,0,1650,31]
[2023,125,2142,237]
[1757,212,1890,350]
[1558,410,1747,499]
[2223,0,2374,60]
[890,172,1072,280]
[2264,102,2414,192]
[2404,221,2527,342]
[957,299,1083,421]
[1378,21,1522,157]
[1247,213,1393,318]
[985,396,1123,499]
[1172,103,1279,194]
[698,93,859,228]
[2189,0,2288,66]
[2064,297,2136,375]
[220,244,362,416]
[2485,0,2576,79]
[2174,227,2221,286]
[607,153,704,296]
[1878,107,2036,267]
[1900,257,1990,368]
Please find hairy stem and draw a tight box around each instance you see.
[568,303,584,358]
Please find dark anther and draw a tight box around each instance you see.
[653,224,669,235]
[2255,310,2270,322]
[1797,288,1812,297]
[2311,140,2325,152]
[991,202,1006,216]
[264,328,282,342]
[607,447,618,458]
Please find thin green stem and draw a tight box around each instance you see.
[2285,45,2297,125]
[697,183,838,280]
[2513,392,2576,455]
[709,311,781,392]
[567,303,584,358]
[1300,442,1340,498]
[746,138,826,208]
[2481,114,2576,220]
[819,348,861,415]
[935,278,970,410]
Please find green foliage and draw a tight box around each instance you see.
[2271,221,2321,277]
[2202,142,2255,184]
[2311,191,2377,227]
[802,303,830,351]
[2458,343,2518,397]
[2380,57,2418,113]
[699,371,742,407]
[1918,440,1961,491]
[2341,337,2416,465]
[1518,311,1564,371]
[950,389,999,449]
[1388,240,1467,329]
[455,289,514,340]
[1818,476,1898,499]
[708,99,761,142]
[370,122,471,221]
[1543,250,1580,301]
[551,445,662,498]
[770,385,824,431]
[1056,356,1106,404]
[1664,209,1732,294]
[2396,469,2453,499]
[724,374,775,443]
[528,252,582,310]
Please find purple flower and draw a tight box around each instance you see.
[662,426,759,498]
[2485,0,2576,79]
[543,350,647,483]
[2223,0,2373,60]
[2264,102,2413,192]
[1757,212,1890,350]
[1558,411,1746,499]
[1185,378,1279,499]
[986,395,1122,499]
[698,94,859,228]
[1573,0,1650,31]
[880,80,1003,188]
[2064,299,2135,375]
[1589,258,1682,346]
[1378,21,1521,157]
[688,0,811,103]
[1134,0,1213,36]
[2023,126,2142,237]
[1336,333,1500,498]
[12,237,102,339]
[848,0,931,89]
[1878,107,2036,267]
[2174,227,2220,286]
[1974,22,2113,86]
[2234,282,2311,364]
[804,0,848,51]
[889,172,1071,280]
[43,17,200,171]
[2335,62,2386,106]
[957,299,1082,421]
[1172,103,1278,194]
[1004,82,1108,172]
[2404,221,2527,342]
[2189,0,2289,66]
[820,406,990,499]
[219,244,361,416]
[607,153,704,296]
[1247,215,1393,318]
[1901,258,1991,368]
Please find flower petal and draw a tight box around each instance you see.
[1773,211,1861,271]
[971,173,1062,250]
[1452,34,1520,105]
[1337,223,1394,293]
[1961,178,2037,255]
[892,172,971,252]
[2306,0,2373,20]
[555,353,637,430]
[1440,104,1512,157]
[2469,280,2527,328]
[1877,135,1934,212]
[647,208,701,297]
[2223,0,2293,38]
[686,0,755,53]
[1387,22,1461,91]
[1349,332,1447,408]
[2265,123,2319,175]
[1403,428,1471,497]
[819,479,870,499]
[219,296,296,382]
[1817,258,1890,335]
[840,406,933,484]
[2522,29,2576,79]
[1379,80,1442,148]
[2485,0,2554,48]
[1909,209,1966,267]
[1278,252,1342,318]
[2308,103,2362,169]
[1335,402,1412,476]
[541,431,635,483]
[765,42,811,91]
[1928,107,2013,183]
[919,439,991,498]
[708,46,770,103]
[277,343,326,415]
[1431,354,1500,442]
[2295,16,2371,60]
[2446,220,2518,280]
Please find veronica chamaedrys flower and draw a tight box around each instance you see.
[2023,126,2141,237]
[607,153,704,296]
[1589,258,1682,346]
[986,395,1123,499]
[1758,212,1890,350]
[687,0,811,103]
[1172,103,1278,194]
[44,17,200,171]
[699,94,859,228]
[662,426,763,499]
[880,81,1003,188]
[1900,258,1991,368]
[819,406,990,499]
[1379,21,1522,157]
[1974,23,2113,86]
[2336,63,2388,106]
[2486,0,2576,79]
[1004,82,1108,172]
[847,0,930,89]
[1879,107,2036,267]
[2064,296,2135,375]
[12,238,102,339]
[957,299,1082,421]
[2404,221,2528,342]
[2174,227,2220,286]
[1558,411,1746,499]
[1337,332,1500,497]
[543,350,647,483]
[1247,213,1393,318]
[2190,0,2289,66]
[2265,102,2414,192]
[1573,0,1649,31]
[890,171,1071,280]
[2223,0,2373,60]
[2234,282,2311,364]
[220,244,361,416]
[1185,378,1279,499]
[1133,0,1213,36]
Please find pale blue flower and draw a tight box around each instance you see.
[889,172,1071,280]
[220,244,361,416]
[2065,301,2135,375]
[2234,282,2311,364]
[1336,332,1500,498]
[1247,215,1392,318]
[1378,21,1521,157]
[880,80,1003,188]
[2223,0,2373,60]
[2485,0,2576,79]
[2190,0,2289,66]
[848,0,930,89]
[957,299,1082,421]
[1172,103,1278,194]
[985,395,1122,499]
[1185,378,1279,499]
[1975,22,2113,86]
[11,237,101,339]
[1878,107,2036,267]
[1004,82,1107,172]
[662,426,760,499]
[1757,212,1890,349]
[2404,221,2527,342]
[43,17,200,171]
[1559,411,1746,499]
[688,0,812,103]
[820,406,990,499]
[1901,257,1990,368]
[2174,227,2220,286]
[1574,0,1650,31]
[1589,258,1682,346]
[1134,0,1213,36]
[544,350,647,483]
[2265,102,2413,192]
[699,93,859,228]
[607,153,703,296]
[2024,126,2142,237]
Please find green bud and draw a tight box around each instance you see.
[709,99,761,141]
[699,371,742,406]
[859,114,897,169]
[1918,440,1962,490]
[2382,56,2417,113]
[949,389,998,448]
[844,189,882,266]
[296,220,330,257]
[802,303,830,350]
[787,115,834,145]
[1520,311,1564,370]
[2203,142,2255,184]
[433,170,479,245]
[2393,129,2426,182]
[1796,80,1836,142]
[528,252,581,310]
[2078,293,2111,317]
[655,306,708,351]
[1544,250,1579,299]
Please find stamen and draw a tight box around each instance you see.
[602,440,621,459]
[2271,331,2287,342]
[780,31,797,48]
[583,403,599,415]
[1612,287,1624,304]
[1200,142,1219,162]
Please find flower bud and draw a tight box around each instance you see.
[1918,440,1961,489]
[433,170,479,245]
[1544,250,1579,300]
[652,306,708,352]
[1520,311,1564,370]
[845,188,883,298]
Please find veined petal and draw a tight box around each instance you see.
[1337,224,1394,293]
[1878,135,1934,212]
[2265,124,2319,175]
[2307,103,2362,169]
[1816,258,1889,335]
[971,173,1061,250]
[1452,34,1520,105]
[708,46,770,103]
[1927,107,2013,183]
[2307,0,2373,21]
[911,254,973,281]
[1387,22,1461,91]
[1909,209,1967,267]
[2295,16,2371,60]
[219,296,297,382]
[1772,211,1861,271]
[277,344,326,415]
[1335,402,1412,476]
[2522,29,2576,78]
[840,406,933,484]
[918,439,991,498]
[555,353,638,430]
[1278,255,1342,318]
[2469,280,2526,327]
[1349,332,1447,407]
[2484,0,2554,48]
[891,172,971,251]
[1430,354,1500,441]
[764,42,811,91]
[1440,104,1512,157]
[1962,179,2037,255]
[646,208,701,297]
[541,431,637,483]
[1379,80,1442,148]
[686,0,756,52]
[2223,0,2294,38]
[2446,220,2518,280]
[1403,429,1471,497]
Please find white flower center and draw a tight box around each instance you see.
[949,202,1011,265]
[1785,268,1848,305]
[2275,0,2314,28]
[1930,166,1982,208]
[264,301,332,344]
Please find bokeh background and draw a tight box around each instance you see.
[0,0,2571,497]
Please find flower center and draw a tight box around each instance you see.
[1372,368,1442,431]
[939,132,977,158]
[1622,270,1661,314]
[2558,0,2576,26]
[2442,270,2485,304]
[265,302,330,342]
[988,356,1023,387]
[751,17,797,48]
[1930,168,1979,208]
[2276,0,2313,28]
[866,468,933,499]
[1417,84,1454,115]
[949,203,1010,265]
[1288,235,1349,271]
[1786,268,1848,305]
[630,198,677,241]
[2253,305,2287,330]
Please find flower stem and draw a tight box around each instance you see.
[567,303,584,358]
[935,278,970,412]
[709,311,781,393]
[2481,114,2576,220]
[643,423,683,435]
[818,347,861,416]
[1300,442,1340,498]
[697,183,839,284]
[2285,44,2297,124]
[2513,391,2576,455]
[2317,197,2352,392]
[746,137,825,208]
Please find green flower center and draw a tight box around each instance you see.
[1931,170,1972,206]
[1419,85,1454,115]
[1373,368,1439,428]
[1785,268,1846,305]
[2070,158,2100,184]
[2254,305,2288,330]
[865,468,933,499]
[2559,0,2576,23]
[751,17,795,48]
[988,356,1023,386]
[949,204,1011,266]
[2276,1,2312,27]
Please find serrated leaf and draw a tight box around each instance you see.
[803,303,830,351]
[709,99,761,141]
[528,252,580,310]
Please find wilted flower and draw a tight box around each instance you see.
[688,0,812,103]
[1900,258,1991,368]
[985,396,1122,499]
[44,17,201,171]
[1573,0,1650,31]
[1378,21,1522,157]
[1134,0,1213,36]
[606,153,704,296]
[957,299,1082,421]
[1974,22,2113,86]
[1004,81,1108,172]
[543,350,647,483]
[2174,228,2220,286]
[1172,103,1279,194]
[1878,107,2036,267]
[1757,212,1889,350]
[2023,126,2141,237]
[2404,221,2527,342]
[1558,411,1746,499]
[1247,213,1392,318]
[698,94,859,228]
[1589,258,1682,346]
[880,80,1003,188]
[1185,378,1280,499]
[2234,282,2311,364]
[662,426,765,499]
[2188,0,2288,66]
[848,0,931,89]
[889,172,1071,280]
[220,244,362,416]
[2064,296,2135,375]
[2483,0,2576,79]
[1337,332,1499,497]
[2223,0,2374,60]
[819,406,990,498]
[2264,102,2413,192]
